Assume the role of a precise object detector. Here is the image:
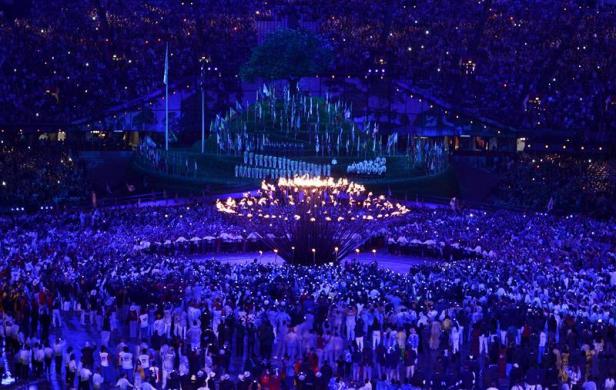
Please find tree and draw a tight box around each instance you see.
[240,29,333,92]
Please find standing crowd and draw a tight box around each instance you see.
[1,199,615,389]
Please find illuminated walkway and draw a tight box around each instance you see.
[198,251,440,274]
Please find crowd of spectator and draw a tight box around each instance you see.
[0,135,88,208]
[0,0,256,126]
[490,154,616,216]
[1,0,615,138]
[317,0,616,137]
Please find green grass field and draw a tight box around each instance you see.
[132,145,459,198]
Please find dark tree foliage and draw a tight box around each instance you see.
[240,29,333,92]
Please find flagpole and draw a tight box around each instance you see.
[200,64,205,154]
[164,43,169,151]
[165,80,169,151]
[201,87,205,154]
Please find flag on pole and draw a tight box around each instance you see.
[336,130,341,154]
[387,132,398,155]
[163,44,169,85]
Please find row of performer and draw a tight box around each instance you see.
[234,164,332,179]
[242,151,329,174]
[347,157,387,176]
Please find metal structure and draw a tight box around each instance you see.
[216,176,409,265]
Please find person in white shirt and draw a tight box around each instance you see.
[479,332,488,356]
[44,343,53,375]
[358,378,372,390]
[138,349,150,370]
[99,345,111,383]
[538,331,547,365]
[92,368,104,390]
[139,310,149,340]
[115,373,133,389]
[16,345,30,380]
[67,353,77,388]
[54,338,66,375]
[33,343,45,377]
[604,375,615,390]
[119,346,134,378]
[187,322,202,350]
[153,316,166,337]
[173,310,187,339]
[78,365,93,390]
[450,326,460,355]
[161,346,176,389]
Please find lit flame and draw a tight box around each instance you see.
[218,175,409,222]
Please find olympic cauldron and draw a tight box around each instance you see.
[216,176,409,265]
